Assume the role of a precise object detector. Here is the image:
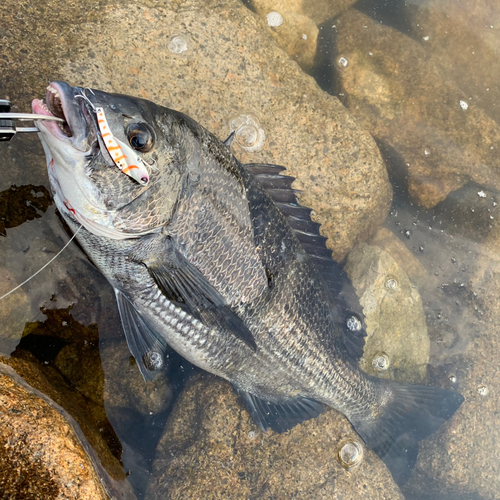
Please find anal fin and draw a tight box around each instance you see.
[236,388,324,433]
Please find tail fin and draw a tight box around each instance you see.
[350,382,464,485]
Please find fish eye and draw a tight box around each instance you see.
[126,123,154,152]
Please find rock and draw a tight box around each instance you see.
[244,1,319,70]
[408,0,500,125]
[2,346,126,483]
[0,0,391,261]
[0,269,31,356]
[100,340,172,416]
[146,374,403,500]
[403,225,500,498]
[369,227,428,288]
[54,343,104,405]
[0,361,135,499]
[344,243,429,383]
[334,9,500,208]
[249,0,357,26]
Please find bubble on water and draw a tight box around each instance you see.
[346,314,362,332]
[372,352,390,371]
[266,11,283,27]
[338,441,364,469]
[168,35,189,54]
[338,56,349,68]
[449,375,457,383]
[422,35,430,41]
[248,431,257,440]
[419,245,424,252]
[477,385,489,396]
[302,33,308,40]
[424,148,431,156]
[404,229,411,239]
[143,350,164,371]
[478,190,486,198]
[459,100,469,110]
[385,278,398,291]
[229,114,266,153]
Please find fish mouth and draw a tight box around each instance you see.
[32,81,94,151]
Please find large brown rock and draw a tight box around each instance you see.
[334,8,500,209]
[146,374,403,500]
[0,0,391,261]
[0,362,134,499]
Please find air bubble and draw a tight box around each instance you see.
[248,431,257,439]
[229,115,266,153]
[449,375,457,383]
[372,352,390,371]
[168,35,189,54]
[338,56,349,68]
[346,315,362,332]
[266,11,283,27]
[143,350,164,371]
[424,149,431,156]
[478,190,486,198]
[477,385,489,396]
[385,278,398,291]
[338,441,364,469]
[459,100,469,110]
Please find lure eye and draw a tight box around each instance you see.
[126,123,154,152]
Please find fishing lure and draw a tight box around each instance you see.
[95,107,150,185]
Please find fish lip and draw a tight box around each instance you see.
[32,81,93,152]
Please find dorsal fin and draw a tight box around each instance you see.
[244,163,367,361]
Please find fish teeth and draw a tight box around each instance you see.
[46,86,60,99]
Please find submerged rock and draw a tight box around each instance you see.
[345,243,429,383]
[404,223,500,498]
[100,340,172,416]
[146,374,403,500]
[0,361,135,499]
[334,9,500,209]
[408,0,500,126]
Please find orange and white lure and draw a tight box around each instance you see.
[95,107,150,185]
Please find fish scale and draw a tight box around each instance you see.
[35,81,464,485]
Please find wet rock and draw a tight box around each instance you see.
[0,185,52,236]
[0,361,135,499]
[248,0,357,26]
[403,228,500,498]
[244,1,318,70]
[369,227,428,288]
[0,269,31,356]
[1,0,391,261]
[344,243,429,383]
[334,9,500,209]
[146,374,403,500]
[408,0,500,126]
[100,340,172,416]
[55,343,104,405]
[2,345,126,483]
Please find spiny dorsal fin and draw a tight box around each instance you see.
[244,162,367,361]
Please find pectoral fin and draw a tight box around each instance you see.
[143,236,257,352]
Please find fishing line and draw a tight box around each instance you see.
[0,226,81,301]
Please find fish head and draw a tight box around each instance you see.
[32,81,187,239]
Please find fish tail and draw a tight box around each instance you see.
[349,382,464,484]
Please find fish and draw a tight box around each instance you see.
[32,81,463,484]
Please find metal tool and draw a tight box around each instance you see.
[0,100,64,141]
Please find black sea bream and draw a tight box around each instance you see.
[33,81,463,483]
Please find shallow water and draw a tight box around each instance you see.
[0,0,499,498]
